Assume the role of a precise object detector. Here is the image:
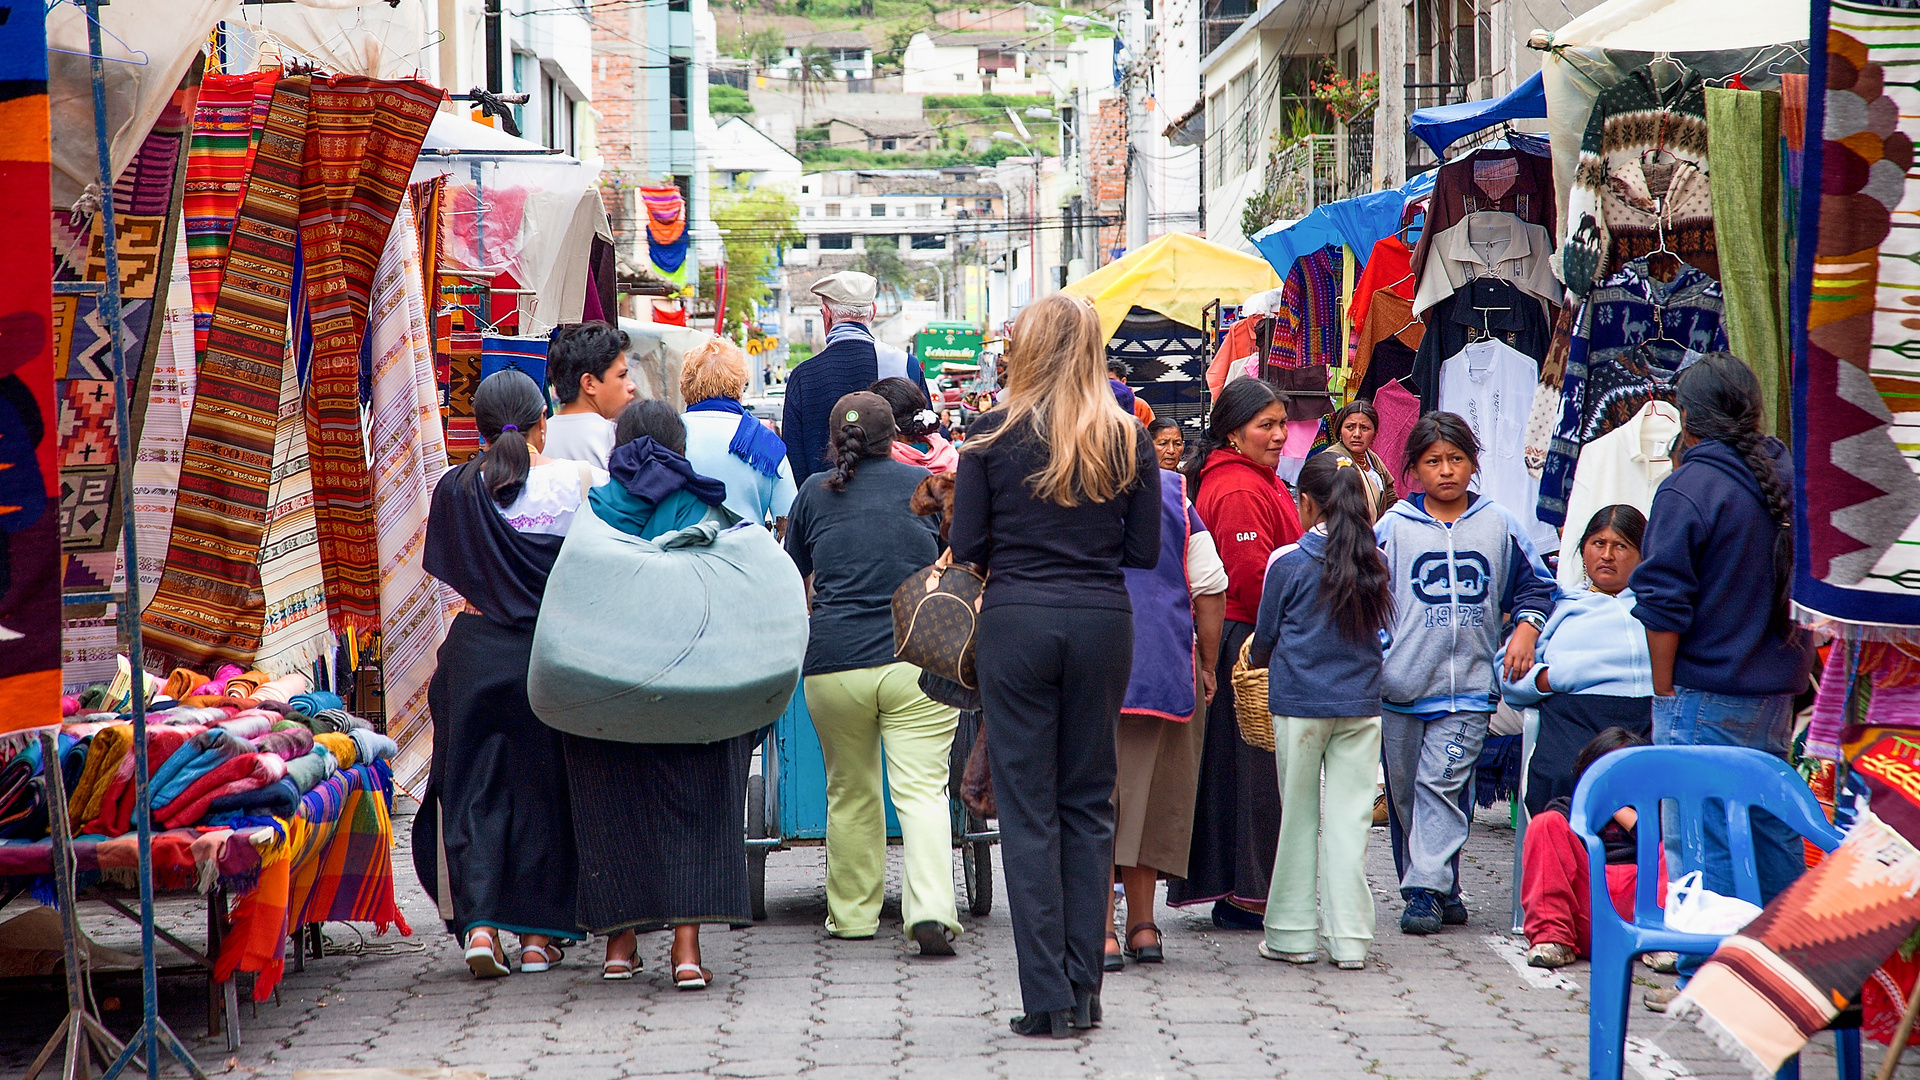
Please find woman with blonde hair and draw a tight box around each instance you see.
[679,337,796,530]
[949,293,1162,1038]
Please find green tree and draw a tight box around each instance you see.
[713,186,803,335]
[796,44,838,126]
[854,243,914,304]
[732,26,785,64]
[709,84,753,115]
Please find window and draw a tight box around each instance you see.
[805,206,817,217]
[978,48,1016,71]
[916,203,931,217]
[801,184,810,193]
[825,203,841,217]
[667,0,688,10]
[894,206,907,217]
[910,233,947,250]
[880,138,896,150]
[871,203,887,217]
[668,56,690,131]
[975,199,991,211]
[804,318,814,336]
[955,73,965,82]
[819,233,854,250]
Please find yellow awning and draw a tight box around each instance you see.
[1062,233,1283,342]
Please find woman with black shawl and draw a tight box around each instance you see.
[415,370,607,978]
[565,399,756,991]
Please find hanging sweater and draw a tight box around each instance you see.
[1561,66,1716,298]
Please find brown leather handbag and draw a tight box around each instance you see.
[892,549,987,690]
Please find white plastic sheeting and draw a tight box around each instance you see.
[233,0,432,81]
[1536,0,1811,243]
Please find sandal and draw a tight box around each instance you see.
[673,962,712,991]
[520,942,564,973]
[464,928,510,979]
[1103,933,1124,973]
[1124,922,1164,964]
[601,953,637,981]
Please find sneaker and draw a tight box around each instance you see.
[1642,951,1679,974]
[1211,900,1266,931]
[1526,942,1578,969]
[1400,890,1443,935]
[1442,896,1469,925]
[1643,987,1680,1013]
[1257,942,1319,964]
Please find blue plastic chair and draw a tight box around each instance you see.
[1570,745,1857,1080]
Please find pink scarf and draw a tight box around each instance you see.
[892,433,958,476]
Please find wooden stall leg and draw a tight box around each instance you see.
[1873,974,1920,1080]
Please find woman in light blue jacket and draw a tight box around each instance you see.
[1500,505,1654,814]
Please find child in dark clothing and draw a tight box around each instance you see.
[1521,727,1653,968]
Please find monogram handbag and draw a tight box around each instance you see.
[892,549,987,690]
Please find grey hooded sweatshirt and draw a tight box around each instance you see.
[1374,493,1558,716]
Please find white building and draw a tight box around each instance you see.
[903,31,1053,95]
[774,31,876,81]
[709,115,803,193]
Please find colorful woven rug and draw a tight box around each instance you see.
[297,76,441,636]
[142,76,312,671]
[183,70,278,358]
[0,9,59,734]
[437,278,485,465]
[642,183,689,283]
[255,309,332,677]
[1793,4,1920,632]
[1673,729,1920,1079]
[368,192,452,794]
[125,217,195,611]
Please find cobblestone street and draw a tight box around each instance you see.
[1,801,1905,1079]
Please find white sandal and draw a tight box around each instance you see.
[464,929,510,979]
[601,955,636,981]
[519,942,564,973]
[673,962,711,990]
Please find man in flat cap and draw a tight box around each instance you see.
[781,270,928,481]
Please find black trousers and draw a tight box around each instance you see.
[977,603,1132,1014]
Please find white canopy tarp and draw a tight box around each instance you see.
[1538,0,1811,243]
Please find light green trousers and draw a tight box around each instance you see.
[1263,714,1381,963]
[804,662,960,939]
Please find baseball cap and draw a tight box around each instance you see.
[811,270,878,306]
[831,391,897,446]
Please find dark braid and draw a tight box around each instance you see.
[825,423,868,492]
[1674,353,1794,636]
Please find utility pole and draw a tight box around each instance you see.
[1122,0,1148,252]
[1374,0,1406,190]
[485,0,504,94]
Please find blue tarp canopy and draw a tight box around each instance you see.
[1408,71,1548,156]
[1249,168,1436,278]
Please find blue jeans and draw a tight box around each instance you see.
[1652,686,1805,980]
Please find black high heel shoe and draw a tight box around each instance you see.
[1072,987,1103,1030]
[1010,1010,1074,1038]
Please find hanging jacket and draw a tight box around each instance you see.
[1375,493,1557,716]
[1193,447,1303,625]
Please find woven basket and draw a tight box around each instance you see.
[1230,636,1274,752]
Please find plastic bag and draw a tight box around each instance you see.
[1663,871,1764,935]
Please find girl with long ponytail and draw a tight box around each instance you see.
[1628,352,1817,994]
[1244,452,1392,970]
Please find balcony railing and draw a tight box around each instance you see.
[1262,133,1364,221]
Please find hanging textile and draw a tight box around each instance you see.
[183,70,278,357]
[0,7,59,733]
[127,218,196,610]
[1348,235,1415,335]
[1791,13,1920,631]
[1408,144,1555,298]
[143,76,313,671]
[52,70,199,603]
[370,193,453,794]
[479,334,551,390]
[438,277,486,465]
[297,76,442,636]
[255,311,333,677]
[642,183,689,284]
[1706,87,1790,440]
[1267,246,1341,371]
[1560,66,1716,298]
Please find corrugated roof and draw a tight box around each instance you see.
[785,30,874,49]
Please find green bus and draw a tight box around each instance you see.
[915,322,983,379]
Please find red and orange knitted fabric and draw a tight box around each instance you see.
[182,70,278,357]
[296,76,441,634]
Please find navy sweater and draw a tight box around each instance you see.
[781,336,925,481]
[1248,528,1385,717]
[1629,437,1814,696]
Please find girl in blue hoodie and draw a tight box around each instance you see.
[1247,451,1393,970]
[1374,413,1557,936]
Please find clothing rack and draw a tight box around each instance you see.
[33,2,212,1077]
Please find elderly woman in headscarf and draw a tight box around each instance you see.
[679,338,797,533]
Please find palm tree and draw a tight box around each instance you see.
[797,45,837,128]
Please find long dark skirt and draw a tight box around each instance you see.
[1167,620,1280,909]
[564,729,759,934]
[412,612,580,940]
[1524,694,1653,815]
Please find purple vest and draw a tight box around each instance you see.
[1122,470,1200,720]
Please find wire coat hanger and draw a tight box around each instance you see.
[47,0,149,65]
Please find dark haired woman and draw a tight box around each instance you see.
[1320,400,1399,520]
[785,391,960,955]
[561,398,757,989]
[1518,726,1649,969]
[1147,417,1184,471]
[1502,504,1654,816]
[1168,377,1301,929]
[1247,452,1394,970]
[416,370,605,978]
[1375,411,1555,936]
[1628,353,1815,1004]
[950,294,1160,1036]
[870,376,958,476]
